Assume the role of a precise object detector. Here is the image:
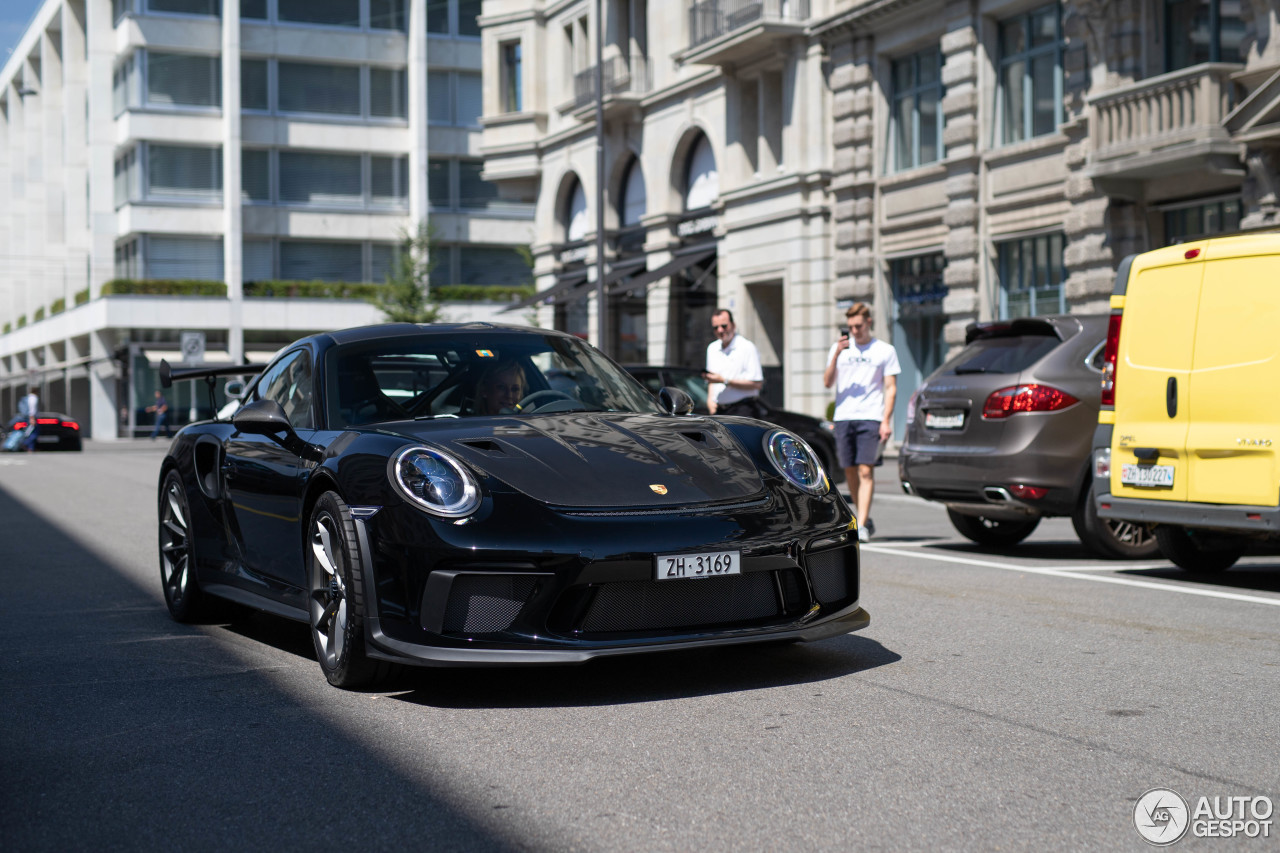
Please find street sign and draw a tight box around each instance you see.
[180,331,206,365]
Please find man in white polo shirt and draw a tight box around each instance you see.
[824,302,900,542]
[704,308,764,418]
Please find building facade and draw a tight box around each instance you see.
[0,0,535,438]
[480,0,1280,428]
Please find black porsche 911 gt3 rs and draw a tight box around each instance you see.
[158,323,868,687]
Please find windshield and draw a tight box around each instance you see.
[324,332,663,427]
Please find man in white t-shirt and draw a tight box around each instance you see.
[704,308,764,417]
[824,302,900,541]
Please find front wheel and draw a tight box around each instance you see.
[947,508,1040,547]
[159,470,209,622]
[1072,488,1159,559]
[307,491,390,688]
[1154,525,1245,573]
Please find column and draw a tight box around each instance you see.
[940,2,980,352]
[224,0,244,363]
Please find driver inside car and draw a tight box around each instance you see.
[475,359,527,415]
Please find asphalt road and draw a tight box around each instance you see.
[1,443,1277,851]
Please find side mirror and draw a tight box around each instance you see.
[224,378,246,399]
[232,399,324,461]
[657,386,695,416]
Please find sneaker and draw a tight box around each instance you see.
[857,525,869,543]
[865,518,876,538]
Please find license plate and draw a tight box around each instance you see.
[1120,463,1174,488]
[37,435,60,443]
[925,410,965,430]
[654,550,741,580]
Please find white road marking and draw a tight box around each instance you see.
[861,544,1280,608]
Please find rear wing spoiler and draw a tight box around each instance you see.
[160,359,269,419]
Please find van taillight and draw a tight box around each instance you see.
[982,384,1079,419]
[1100,313,1122,407]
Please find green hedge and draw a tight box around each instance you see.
[2,323,10,334]
[50,298,66,316]
[17,315,27,328]
[244,280,382,300]
[74,288,90,306]
[33,306,45,322]
[102,278,228,296]
[434,284,535,302]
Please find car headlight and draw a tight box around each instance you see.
[763,429,829,495]
[392,446,481,517]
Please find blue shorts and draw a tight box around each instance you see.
[835,420,883,468]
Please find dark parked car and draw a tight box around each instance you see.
[158,324,868,688]
[624,365,842,484]
[898,315,1157,558]
[4,412,83,451]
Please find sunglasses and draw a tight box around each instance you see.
[712,323,731,330]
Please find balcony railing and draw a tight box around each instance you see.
[573,55,652,111]
[688,0,809,49]
[1089,63,1240,165]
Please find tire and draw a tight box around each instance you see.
[1072,487,1160,559]
[1154,525,1245,573]
[159,470,209,622]
[947,507,1040,547]
[307,491,391,688]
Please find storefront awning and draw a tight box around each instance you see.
[606,248,715,296]
[502,270,590,312]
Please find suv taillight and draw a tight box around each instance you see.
[1100,313,1121,407]
[982,384,1079,419]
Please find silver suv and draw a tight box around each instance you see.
[898,315,1157,558]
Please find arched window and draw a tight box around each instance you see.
[565,176,589,242]
[684,134,718,211]
[620,158,646,228]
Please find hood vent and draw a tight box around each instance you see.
[457,438,504,454]
[680,430,720,448]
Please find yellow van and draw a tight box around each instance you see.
[1091,232,1280,572]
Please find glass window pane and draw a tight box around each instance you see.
[148,236,224,280]
[893,93,914,171]
[428,71,451,122]
[456,72,482,126]
[1220,0,1245,63]
[148,144,222,198]
[370,67,407,118]
[241,59,268,110]
[919,88,939,165]
[148,0,219,14]
[242,149,269,201]
[1030,6,1058,47]
[426,0,449,32]
[427,158,450,207]
[369,0,407,31]
[1002,59,1026,143]
[243,239,272,281]
[458,0,482,36]
[148,53,221,107]
[277,0,359,27]
[892,56,914,92]
[241,0,266,19]
[1031,53,1057,136]
[459,247,532,287]
[280,241,364,282]
[458,160,498,209]
[370,243,396,283]
[1000,18,1025,57]
[1166,0,1210,69]
[1223,198,1241,231]
[918,50,938,86]
[502,42,522,112]
[278,152,362,204]
[278,62,360,115]
[429,245,454,287]
[371,155,407,206]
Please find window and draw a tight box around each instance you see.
[147,0,218,14]
[278,62,360,115]
[428,159,450,206]
[371,243,398,283]
[113,0,132,24]
[113,55,138,116]
[241,0,267,19]
[148,145,222,200]
[997,4,1063,145]
[889,48,943,172]
[1165,0,1244,70]
[114,148,139,208]
[1163,197,1241,244]
[257,349,315,429]
[244,240,273,280]
[458,160,499,209]
[890,253,947,309]
[427,0,481,37]
[147,236,225,280]
[241,59,268,111]
[370,0,407,31]
[371,155,409,207]
[459,247,532,287]
[996,232,1065,318]
[620,158,646,227]
[428,71,481,125]
[456,72,482,125]
[147,52,221,108]
[277,0,359,27]
[457,0,481,36]
[428,71,452,122]
[115,238,140,278]
[280,241,364,281]
[427,0,449,33]
[242,149,270,201]
[501,42,523,113]
[684,134,718,211]
[370,67,408,119]
[279,152,362,205]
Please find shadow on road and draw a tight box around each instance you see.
[1118,563,1280,594]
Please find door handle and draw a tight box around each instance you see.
[1166,377,1177,419]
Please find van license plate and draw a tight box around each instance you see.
[925,411,964,430]
[1120,464,1174,488]
[655,550,740,580]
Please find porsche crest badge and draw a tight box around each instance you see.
[649,484,668,495]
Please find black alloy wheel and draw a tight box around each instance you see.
[159,470,207,621]
[1154,525,1246,573]
[307,491,388,688]
[947,507,1041,547]
[1072,486,1160,559]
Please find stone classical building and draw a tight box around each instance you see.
[817,0,1280,433]
[479,0,837,412]
[0,0,534,438]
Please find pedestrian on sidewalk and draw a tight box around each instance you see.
[704,308,765,418]
[146,390,171,440]
[824,303,900,542]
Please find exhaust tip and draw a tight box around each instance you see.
[983,486,1012,503]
